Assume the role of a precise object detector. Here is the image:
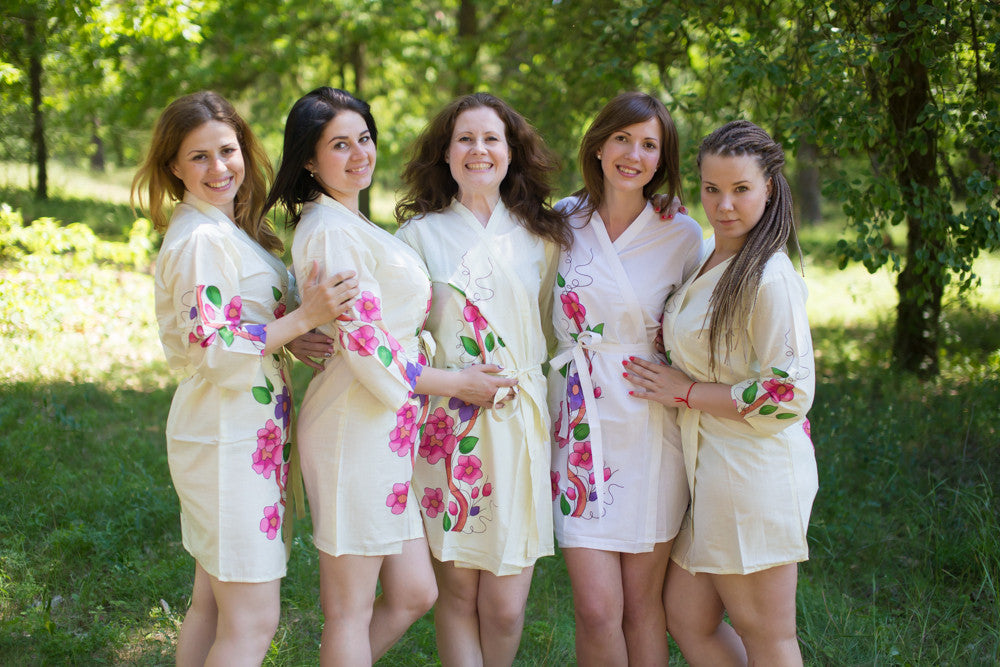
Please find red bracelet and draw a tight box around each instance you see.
[674,381,696,408]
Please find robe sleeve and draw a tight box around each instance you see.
[159,230,268,392]
[308,226,422,410]
[730,262,815,435]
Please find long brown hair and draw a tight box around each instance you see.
[395,92,570,248]
[699,120,801,374]
[570,91,682,218]
[131,91,281,254]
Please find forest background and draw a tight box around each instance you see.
[1,0,999,664]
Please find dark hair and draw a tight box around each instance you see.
[264,87,378,228]
[698,119,801,374]
[570,91,682,217]
[131,91,281,253]
[395,92,570,248]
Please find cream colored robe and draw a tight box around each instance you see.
[548,197,702,552]
[397,199,558,575]
[293,195,433,556]
[667,236,818,574]
[155,192,296,582]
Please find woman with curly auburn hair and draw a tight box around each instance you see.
[625,120,818,666]
[132,91,357,665]
[394,92,568,665]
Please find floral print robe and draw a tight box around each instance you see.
[397,199,559,575]
[548,197,702,552]
[292,195,433,556]
[666,236,819,574]
[155,193,296,582]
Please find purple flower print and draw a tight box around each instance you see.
[448,396,478,423]
[567,373,584,411]
[274,386,291,430]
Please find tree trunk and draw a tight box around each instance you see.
[795,140,822,224]
[90,118,105,172]
[887,6,945,377]
[452,0,479,96]
[26,16,47,200]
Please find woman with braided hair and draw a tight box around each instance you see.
[623,120,818,665]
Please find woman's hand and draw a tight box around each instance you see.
[650,194,687,221]
[622,356,693,406]
[286,330,334,371]
[455,364,518,409]
[298,261,359,329]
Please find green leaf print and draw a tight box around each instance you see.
[573,423,590,441]
[497,336,506,348]
[217,327,234,346]
[205,285,222,307]
[560,494,571,516]
[759,405,778,415]
[557,273,566,288]
[283,445,291,462]
[771,367,790,378]
[776,413,797,419]
[459,436,478,454]
[742,384,758,403]
[377,346,393,367]
[461,336,481,357]
[450,285,467,298]
[252,386,272,404]
[665,350,672,365]
[485,332,496,352]
[591,323,604,335]
[272,286,282,301]
[443,513,452,531]
[265,376,274,392]
[559,365,568,378]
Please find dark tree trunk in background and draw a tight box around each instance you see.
[453,0,479,96]
[26,16,47,200]
[90,118,105,171]
[887,6,944,377]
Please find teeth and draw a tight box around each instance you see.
[206,177,231,189]
[617,166,639,175]
[466,163,492,171]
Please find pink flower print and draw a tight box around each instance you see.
[386,482,410,515]
[566,485,577,501]
[551,471,561,500]
[603,466,611,482]
[803,418,812,439]
[190,325,217,348]
[390,403,420,457]
[357,291,382,322]
[260,503,281,540]
[482,482,492,497]
[762,378,795,403]
[422,487,445,518]
[223,296,242,325]
[463,301,488,331]
[346,325,379,356]
[253,420,284,479]
[449,501,459,516]
[569,441,593,470]
[419,407,457,464]
[454,455,483,484]
[273,302,287,319]
[561,291,586,328]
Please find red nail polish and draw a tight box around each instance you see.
[622,372,628,378]
[621,360,628,366]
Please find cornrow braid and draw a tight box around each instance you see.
[697,120,802,376]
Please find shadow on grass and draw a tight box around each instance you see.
[1,186,139,242]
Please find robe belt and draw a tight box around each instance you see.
[488,362,545,426]
[551,331,656,507]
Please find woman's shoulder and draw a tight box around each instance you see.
[759,251,807,296]
[161,204,230,252]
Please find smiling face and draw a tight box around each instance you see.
[446,106,511,202]
[307,110,376,212]
[598,117,661,196]
[700,152,773,254]
[170,120,245,220]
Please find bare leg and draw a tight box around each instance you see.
[176,563,217,667]
[713,564,802,667]
[432,560,484,666]
[664,561,745,667]
[370,538,438,660]
[620,541,671,666]
[318,551,382,666]
[203,574,281,667]
[477,566,535,667]
[562,548,627,667]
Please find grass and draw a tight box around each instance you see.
[1,163,999,664]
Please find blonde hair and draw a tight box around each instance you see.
[131,91,281,254]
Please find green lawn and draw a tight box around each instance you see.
[1,164,998,664]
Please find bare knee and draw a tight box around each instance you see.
[576,592,623,634]
[388,577,437,619]
[480,595,527,637]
